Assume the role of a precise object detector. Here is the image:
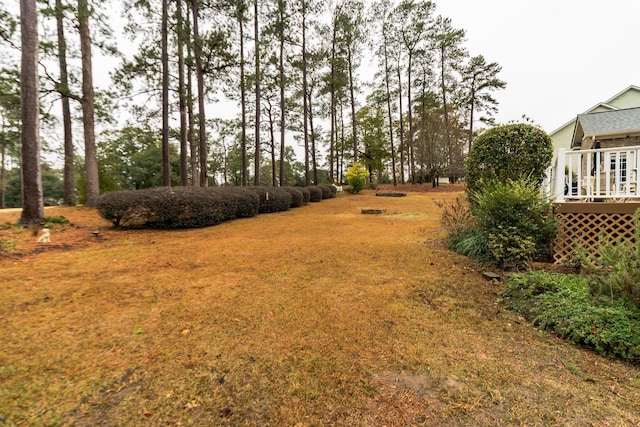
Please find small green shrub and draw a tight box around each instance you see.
[451,228,490,262]
[470,178,556,267]
[0,238,18,252]
[43,215,71,229]
[502,271,640,362]
[345,162,369,194]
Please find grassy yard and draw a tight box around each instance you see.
[1,186,639,426]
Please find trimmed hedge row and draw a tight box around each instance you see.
[96,185,336,229]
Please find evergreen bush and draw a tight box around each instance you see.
[465,123,553,198]
[313,185,332,199]
[307,186,323,202]
[281,187,305,208]
[218,187,260,218]
[298,187,311,204]
[469,178,556,267]
[249,186,292,213]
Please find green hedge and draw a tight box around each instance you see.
[97,186,260,228]
[298,187,311,205]
[249,186,292,214]
[97,185,326,229]
[281,187,305,208]
[307,186,323,202]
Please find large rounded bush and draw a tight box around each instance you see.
[248,186,292,213]
[307,186,323,202]
[281,187,305,208]
[465,123,553,197]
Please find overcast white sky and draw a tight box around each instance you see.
[432,0,640,133]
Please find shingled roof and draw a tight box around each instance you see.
[571,107,640,148]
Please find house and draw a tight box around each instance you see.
[548,105,640,264]
[549,85,640,158]
[571,107,640,150]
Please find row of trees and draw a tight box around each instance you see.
[3,0,506,223]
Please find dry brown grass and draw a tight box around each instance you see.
[1,184,639,426]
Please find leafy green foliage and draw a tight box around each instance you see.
[579,210,640,308]
[345,162,370,194]
[43,216,71,229]
[469,178,556,267]
[465,123,553,197]
[502,271,640,362]
[450,228,489,261]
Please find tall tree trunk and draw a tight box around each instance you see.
[185,7,198,186]
[19,0,44,225]
[239,17,247,186]
[396,60,405,184]
[329,21,337,183]
[267,102,276,186]
[302,13,310,186]
[440,48,451,173]
[407,52,415,184]
[78,0,99,206]
[1,140,5,209]
[347,45,357,163]
[55,0,75,205]
[161,0,170,186]
[278,0,285,186]
[383,38,396,186]
[177,0,189,186]
[191,0,207,186]
[309,90,317,185]
[253,0,260,185]
[468,85,475,154]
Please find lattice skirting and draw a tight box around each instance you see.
[553,203,640,264]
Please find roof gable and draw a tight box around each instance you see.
[571,107,640,147]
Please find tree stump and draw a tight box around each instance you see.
[375,192,406,197]
[361,208,387,214]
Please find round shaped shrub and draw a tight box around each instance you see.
[96,190,140,227]
[345,162,370,194]
[307,186,323,202]
[312,185,331,199]
[249,186,292,213]
[281,187,305,208]
[465,123,553,197]
[298,187,311,204]
[217,187,260,218]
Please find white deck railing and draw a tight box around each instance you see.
[548,146,640,202]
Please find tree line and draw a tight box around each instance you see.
[3,0,505,224]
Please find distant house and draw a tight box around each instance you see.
[549,85,640,157]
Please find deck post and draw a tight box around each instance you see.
[555,149,566,203]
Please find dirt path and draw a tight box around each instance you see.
[0,188,638,426]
